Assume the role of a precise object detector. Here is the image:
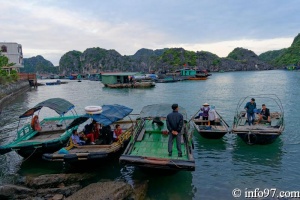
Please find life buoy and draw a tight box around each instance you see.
[84,106,102,114]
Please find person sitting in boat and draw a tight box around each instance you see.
[113,124,122,142]
[257,104,271,124]
[102,125,113,144]
[83,123,96,145]
[71,129,86,146]
[244,98,257,126]
[208,105,218,125]
[201,103,210,125]
[31,115,42,131]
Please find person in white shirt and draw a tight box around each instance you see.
[208,105,218,125]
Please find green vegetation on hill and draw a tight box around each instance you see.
[160,48,197,67]
[22,55,58,74]
[273,34,300,66]
[259,49,287,63]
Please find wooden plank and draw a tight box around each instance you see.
[137,128,146,141]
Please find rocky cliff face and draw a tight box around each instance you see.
[225,47,273,71]
[57,47,274,74]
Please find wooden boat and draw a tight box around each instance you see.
[0,98,79,158]
[42,104,135,163]
[188,76,207,80]
[191,110,229,139]
[120,104,195,171]
[105,81,155,88]
[231,94,285,145]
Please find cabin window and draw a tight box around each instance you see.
[1,45,7,52]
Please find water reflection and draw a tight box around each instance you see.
[120,165,195,200]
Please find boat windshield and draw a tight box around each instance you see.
[139,104,187,120]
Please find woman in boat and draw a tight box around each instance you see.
[201,103,210,125]
[113,124,122,142]
[31,115,42,131]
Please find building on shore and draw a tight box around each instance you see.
[0,42,24,73]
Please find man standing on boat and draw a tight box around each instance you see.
[244,98,257,126]
[166,104,183,157]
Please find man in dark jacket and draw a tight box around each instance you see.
[244,98,257,126]
[166,104,183,157]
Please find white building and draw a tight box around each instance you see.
[0,42,24,72]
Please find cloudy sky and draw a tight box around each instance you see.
[1,0,299,65]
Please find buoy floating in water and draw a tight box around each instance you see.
[84,106,102,114]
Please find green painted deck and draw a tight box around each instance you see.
[130,120,189,160]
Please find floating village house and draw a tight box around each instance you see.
[0,42,24,73]
[101,72,138,85]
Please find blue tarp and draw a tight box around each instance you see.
[67,104,133,129]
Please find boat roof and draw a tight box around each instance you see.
[19,98,75,118]
[67,104,133,128]
[139,104,187,120]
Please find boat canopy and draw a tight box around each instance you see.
[67,104,133,129]
[19,98,75,118]
[139,104,187,120]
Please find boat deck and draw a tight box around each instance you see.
[130,120,189,160]
[232,112,283,134]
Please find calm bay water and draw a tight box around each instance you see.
[0,70,299,199]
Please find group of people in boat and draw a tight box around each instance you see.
[71,121,123,146]
[244,98,271,126]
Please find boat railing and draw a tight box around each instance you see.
[235,94,284,118]
[17,124,35,140]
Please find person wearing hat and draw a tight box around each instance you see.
[257,104,271,124]
[244,98,257,126]
[166,104,183,157]
[201,103,210,124]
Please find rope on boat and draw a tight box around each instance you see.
[246,131,257,145]
[22,147,38,163]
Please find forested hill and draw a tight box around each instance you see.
[21,55,58,74]
[24,33,300,74]
[57,47,274,74]
[259,33,300,67]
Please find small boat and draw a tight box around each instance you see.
[46,80,61,85]
[231,94,285,145]
[120,104,195,171]
[191,110,230,139]
[42,104,135,163]
[0,98,79,158]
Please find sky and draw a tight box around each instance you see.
[1,0,299,66]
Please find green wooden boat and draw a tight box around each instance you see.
[0,98,79,158]
[120,104,195,171]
